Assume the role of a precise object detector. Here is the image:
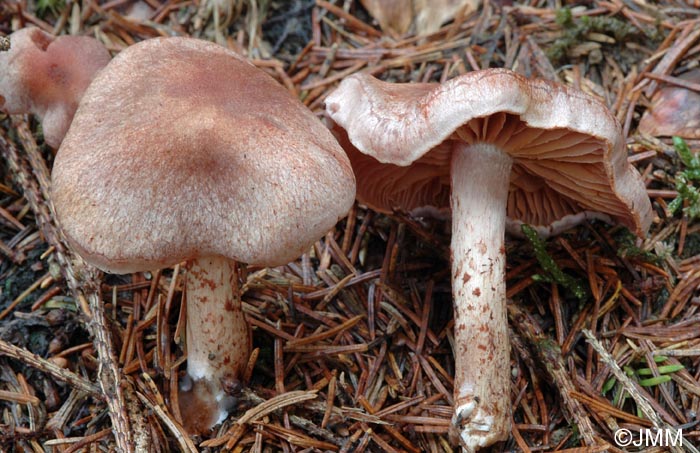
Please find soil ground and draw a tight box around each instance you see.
[1,1,700,452]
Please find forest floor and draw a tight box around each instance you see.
[1,0,700,452]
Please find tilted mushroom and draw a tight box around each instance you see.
[326,68,653,451]
[0,27,110,148]
[52,37,356,433]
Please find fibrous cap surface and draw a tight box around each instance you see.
[326,69,652,235]
[53,37,356,273]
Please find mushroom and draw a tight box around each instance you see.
[52,37,356,433]
[0,27,110,148]
[325,68,653,451]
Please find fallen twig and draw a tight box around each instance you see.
[583,329,697,453]
[0,338,101,397]
[0,123,149,453]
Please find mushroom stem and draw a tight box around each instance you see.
[182,256,250,432]
[449,143,512,451]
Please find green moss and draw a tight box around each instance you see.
[555,8,573,27]
[581,15,636,41]
[521,224,588,301]
[669,137,700,220]
[547,7,639,62]
[612,228,660,263]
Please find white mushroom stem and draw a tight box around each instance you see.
[183,256,250,430]
[449,143,512,451]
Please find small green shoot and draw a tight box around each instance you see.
[609,358,684,407]
[601,376,617,395]
[521,224,588,301]
[668,137,700,219]
[636,364,685,375]
[638,375,672,386]
[673,136,700,177]
[36,0,66,17]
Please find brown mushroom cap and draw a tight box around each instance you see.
[0,27,110,147]
[52,37,355,273]
[326,69,652,235]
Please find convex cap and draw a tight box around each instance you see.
[0,27,110,147]
[53,37,356,272]
[326,68,653,235]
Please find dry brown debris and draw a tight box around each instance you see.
[2,0,700,452]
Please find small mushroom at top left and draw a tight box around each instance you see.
[0,27,110,148]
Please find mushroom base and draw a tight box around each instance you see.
[448,143,512,451]
[181,256,250,433]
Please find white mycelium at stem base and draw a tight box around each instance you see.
[180,256,249,432]
[449,143,512,451]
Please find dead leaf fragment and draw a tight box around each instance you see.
[413,0,480,35]
[360,0,481,37]
[639,69,700,138]
[360,0,413,37]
